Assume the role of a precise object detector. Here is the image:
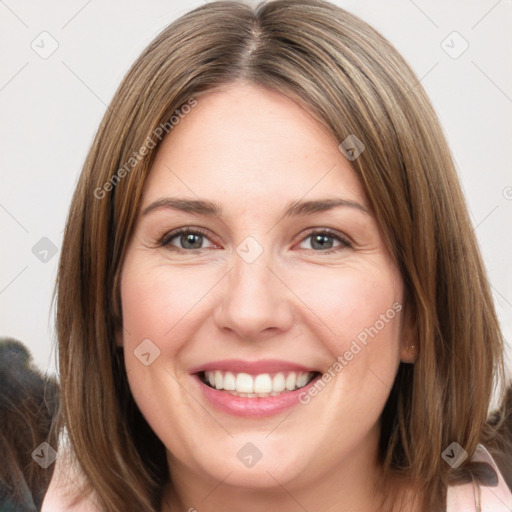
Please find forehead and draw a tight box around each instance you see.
[141,83,367,211]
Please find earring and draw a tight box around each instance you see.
[410,345,418,362]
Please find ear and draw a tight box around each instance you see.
[399,300,418,364]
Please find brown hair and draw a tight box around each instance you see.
[53,1,508,510]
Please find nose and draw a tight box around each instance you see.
[213,245,294,341]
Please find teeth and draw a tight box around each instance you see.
[297,373,309,388]
[215,370,223,390]
[272,373,286,392]
[203,370,315,394]
[285,372,297,391]
[223,371,236,391]
[254,374,272,393]
[236,373,254,393]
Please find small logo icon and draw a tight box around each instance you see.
[442,442,468,468]
[338,134,365,161]
[32,442,57,469]
[237,442,263,468]
[31,31,59,59]
[32,237,58,263]
[441,31,469,59]
[236,236,263,264]
[134,338,161,366]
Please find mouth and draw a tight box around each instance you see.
[197,370,321,398]
[189,359,323,416]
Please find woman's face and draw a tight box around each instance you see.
[119,82,413,498]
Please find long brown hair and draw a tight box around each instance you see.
[53,1,507,510]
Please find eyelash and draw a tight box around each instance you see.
[157,227,352,254]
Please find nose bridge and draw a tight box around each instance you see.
[214,234,293,337]
[235,240,272,288]
[230,235,277,307]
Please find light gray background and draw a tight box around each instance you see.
[1,0,511,381]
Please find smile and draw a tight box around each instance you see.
[199,370,319,397]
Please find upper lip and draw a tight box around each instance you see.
[189,359,319,375]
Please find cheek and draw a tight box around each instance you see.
[118,257,223,420]
[120,259,214,352]
[294,263,403,347]
[290,260,405,401]
[118,261,188,405]
[119,262,196,437]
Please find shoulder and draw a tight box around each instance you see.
[446,444,512,512]
[41,449,102,512]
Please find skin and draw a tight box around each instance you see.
[117,81,417,512]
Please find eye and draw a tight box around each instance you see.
[297,229,352,252]
[159,228,216,252]
[157,227,352,254]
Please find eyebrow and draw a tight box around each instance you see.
[142,197,370,218]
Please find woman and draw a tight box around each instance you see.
[43,1,512,510]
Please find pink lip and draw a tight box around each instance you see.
[188,358,318,375]
[192,373,321,417]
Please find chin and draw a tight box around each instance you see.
[192,437,309,489]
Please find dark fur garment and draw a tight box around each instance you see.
[0,338,59,511]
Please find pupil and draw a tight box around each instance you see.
[182,233,202,249]
[312,234,333,250]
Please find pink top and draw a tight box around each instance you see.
[446,444,512,511]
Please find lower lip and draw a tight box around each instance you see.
[193,374,321,417]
